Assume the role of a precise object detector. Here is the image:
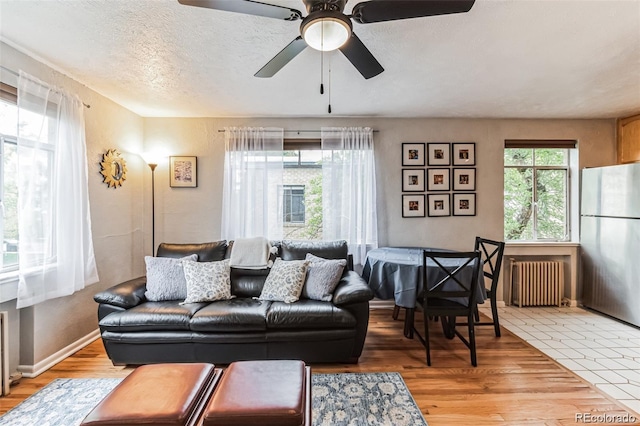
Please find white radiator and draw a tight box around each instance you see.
[512,261,564,307]
[1,311,9,396]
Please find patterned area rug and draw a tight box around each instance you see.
[0,372,427,426]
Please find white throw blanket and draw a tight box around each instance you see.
[229,237,275,269]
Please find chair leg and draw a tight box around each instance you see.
[490,293,501,337]
[392,305,400,320]
[473,305,480,322]
[468,314,477,367]
[424,310,431,366]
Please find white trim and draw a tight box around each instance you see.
[369,300,395,309]
[17,329,100,378]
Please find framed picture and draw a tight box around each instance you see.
[427,143,450,166]
[453,193,476,216]
[452,142,476,166]
[427,193,451,217]
[402,169,425,192]
[453,168,476,191]
[427,168,450,191]
[170,156,197,188]
[402,194,425,217]
[402,143,425,166]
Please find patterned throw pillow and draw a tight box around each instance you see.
[259,259,309,303]
[302,253,347,301]
[181,259,233,304]
[144,254,198,301]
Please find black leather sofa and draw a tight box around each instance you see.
[94,240,373,365]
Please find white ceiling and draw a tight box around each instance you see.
[1,0,639,119]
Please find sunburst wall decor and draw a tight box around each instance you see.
[100,149,127,188]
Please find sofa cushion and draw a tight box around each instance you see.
[99,301,208,332]
[258,259,309,303]
[190,299,271,332]
[266,300,356,329]
[230,268,269,298]
[157,241,228,262]
[302,253,347,301]
[182,259,233,304]
[144,254,198,301]
[280,240,348,261]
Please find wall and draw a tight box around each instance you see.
[144,117,616,250]
[0,42,145,376]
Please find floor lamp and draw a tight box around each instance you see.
[142,154,160,256]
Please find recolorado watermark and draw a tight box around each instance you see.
[576,412,637,423]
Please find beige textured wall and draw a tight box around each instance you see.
[0,42,145,373]
[144,117,616,251]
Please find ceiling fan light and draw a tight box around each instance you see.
[302,17,351,51]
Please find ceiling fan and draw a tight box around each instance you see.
[178,0,475,79]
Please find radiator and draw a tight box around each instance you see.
[1,311,8,396]
[512,261,564,307]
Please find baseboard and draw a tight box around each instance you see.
[369,300,395,309]
[18,329,101,378]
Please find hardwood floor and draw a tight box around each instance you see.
[1,308,636,425]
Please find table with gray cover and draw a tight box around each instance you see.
[362,247,486,337]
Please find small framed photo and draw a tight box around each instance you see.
[427,168,450,191]
[427,193,451,217]
[453,168,476,191]
[453,193,476,216]
[402,194,425,218]
[170,156,197,188]
[452,142,476,166]
[402,169,425,192]
[427,143,450,166]
[402,143,425,166]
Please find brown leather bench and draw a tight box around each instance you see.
[80,360,310,426]
[203,360,311,426]
[81,363,221,426]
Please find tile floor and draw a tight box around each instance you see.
[479,305,640,415]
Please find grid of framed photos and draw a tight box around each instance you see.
[401,142,476,218]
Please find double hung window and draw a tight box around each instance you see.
[504,140,575,241]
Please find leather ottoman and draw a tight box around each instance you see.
[81,363,221,426]
[203,360,311,426]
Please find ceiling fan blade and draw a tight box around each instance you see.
[339,33,384,79]
[255,36,308,78]
[351,0,475,24]
[178,0,303,21]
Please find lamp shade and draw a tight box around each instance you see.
[302,16,351,51]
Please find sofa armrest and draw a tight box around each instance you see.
[94,276,147,309]
[332,271,374,306]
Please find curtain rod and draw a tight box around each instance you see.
[0,65,91,109]
[217,129,378,133]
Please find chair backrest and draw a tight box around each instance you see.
[474,237,506,292]
[421,250,482,306]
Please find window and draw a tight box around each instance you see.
[0,97,18,272]
[504,142,574,241]
[283,185,305,224]
[281,146,322,240]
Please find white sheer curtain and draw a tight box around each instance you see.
[16,71,99,309]
[221,127,284,240]
[321,127,378,270]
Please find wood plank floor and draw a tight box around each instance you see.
[2,308,637,425]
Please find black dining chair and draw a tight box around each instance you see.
[473,237,506,337]
[412,250,482,367]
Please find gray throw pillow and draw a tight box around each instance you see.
[302,253,347,301]
[181,259,233,304]
[144,254,197,301]
[259,259,309,303]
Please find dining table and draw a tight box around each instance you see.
[361,247,486,338]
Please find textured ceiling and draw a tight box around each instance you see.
[1,0,639,118]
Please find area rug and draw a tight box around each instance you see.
[0,372,427,426]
